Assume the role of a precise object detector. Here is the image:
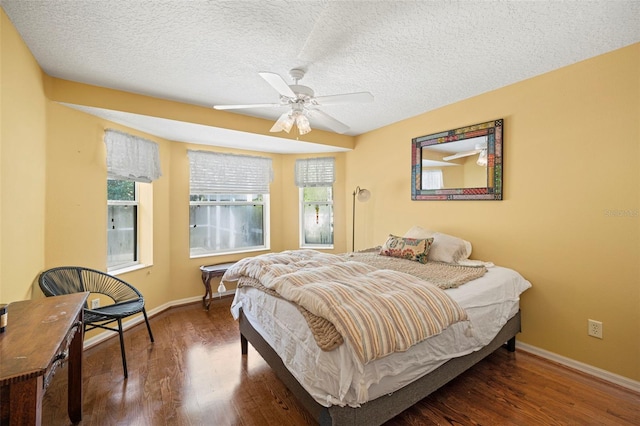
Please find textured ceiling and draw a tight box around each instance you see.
[2,0,639,152]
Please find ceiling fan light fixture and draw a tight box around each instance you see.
[270,112,295,133]
[270,109,312,135]
[477,149,488,166]
[218,69,372,135]
[296,113,312,135]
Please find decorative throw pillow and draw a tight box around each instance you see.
[379,234,433,264]
[403,226,472,264]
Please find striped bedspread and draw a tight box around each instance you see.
[223,250,468,364]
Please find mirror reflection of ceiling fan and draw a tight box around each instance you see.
[213,68,374,135]
[443,142,488,166]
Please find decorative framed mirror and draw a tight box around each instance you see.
[411,119,503,200]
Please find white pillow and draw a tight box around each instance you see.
[403,226,472,264]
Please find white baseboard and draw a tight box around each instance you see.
[82,289,235,350]
[517,341,640,394]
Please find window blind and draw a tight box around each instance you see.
[104,129,162,182]
[188,150,273,194]
[295,157,335,187]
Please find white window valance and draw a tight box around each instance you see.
[188,150,273,194]
[104,129,162,182]
[295,157,335,187]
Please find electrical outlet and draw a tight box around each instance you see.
[91,298,100,309]
[588,319,603,339]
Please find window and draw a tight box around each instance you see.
[422,169,444,190]
[295,157,335,248]
[300,186,334,247]
[107,179,138,269]
[104,129,161,272]
[188,150,273,257]
[189,194,269,256]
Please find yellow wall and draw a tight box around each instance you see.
[43,106,349,308]
[462,156,486,188]
[0,11,47,302]
[2,9,638,383]
[43,102,174,310]
[347,43,640,381]
[441,161,463,188]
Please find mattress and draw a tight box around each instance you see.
[230,264,531,407]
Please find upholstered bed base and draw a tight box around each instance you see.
[239,309,521,426]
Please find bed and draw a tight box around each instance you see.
[223,243,531,426]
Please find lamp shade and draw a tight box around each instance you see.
[356,188,371,202]
[296,113,312,135]
[270,112,295,133]
[270,108,312,135]
[477,149,488,166]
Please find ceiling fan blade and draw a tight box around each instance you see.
[213,103,284,110]
[308,109,350,134]
[443,149,482,161]
[258,72,296,98]
[313,91,374,105]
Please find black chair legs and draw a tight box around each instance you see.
[117,318,128,379]
[142,308,154,343]
[118,314,156,379]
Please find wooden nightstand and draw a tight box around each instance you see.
[199,262,235,310]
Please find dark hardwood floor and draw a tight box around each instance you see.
[42,297,640,425]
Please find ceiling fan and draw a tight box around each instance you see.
[213,68,374,135]
[443,142,488,166]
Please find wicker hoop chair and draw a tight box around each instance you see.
[39,266,154,378]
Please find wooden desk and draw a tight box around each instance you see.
[0,293,87,426]
[200,263,235,310]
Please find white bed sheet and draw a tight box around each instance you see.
[230,265,531,407]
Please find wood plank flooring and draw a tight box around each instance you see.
[42,297,640,425]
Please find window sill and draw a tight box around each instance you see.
[108,263,152,276]
[300,245,334,250]
[190,247,270,259]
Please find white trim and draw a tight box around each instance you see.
[108,262,151,276]
[190,246,269,260]
[517,341,640,393]
[82,289,235,350]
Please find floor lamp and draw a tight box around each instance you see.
[352,186,371,252]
